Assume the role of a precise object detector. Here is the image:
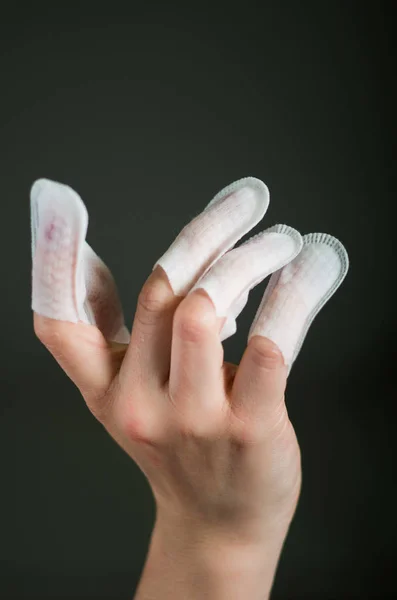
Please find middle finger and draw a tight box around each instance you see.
[120,177,269,389]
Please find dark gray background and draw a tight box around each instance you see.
[1,3,395,599]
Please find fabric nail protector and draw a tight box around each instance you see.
[153,177,270,297]
[189,224,303,341]
[30,178,130,343]
[248,233,349,368]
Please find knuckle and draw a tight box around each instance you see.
[170,398,227,441]
[231,399,290,446]
[230,413,266,446]
[122,413,150,443]
[115,396,157,445]
[265,401,291,440]
[177,416,220,440]
[175,302,209,343]
[249,336,284,370]
[136,280,168,326]
[178,317,206,343]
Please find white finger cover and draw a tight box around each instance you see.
[248,233,349,369]
[153,177,270,297]
[30,178,130,343]
[189,224,303,341]
[154,176,305,341]
[30,176,349,366]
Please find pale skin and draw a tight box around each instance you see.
[33,265,302,599]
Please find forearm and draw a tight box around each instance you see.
[133,517,288,600]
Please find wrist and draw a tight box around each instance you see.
[134,513,290,600]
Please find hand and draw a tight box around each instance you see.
[31,177,348,598]
[34,270,300,598]
[34,267,301,535]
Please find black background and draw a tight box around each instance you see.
[1,3,396,599]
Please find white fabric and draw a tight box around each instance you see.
[189,224,303,341]
[248,233,349,368]
[30,178,130,343]
[153,177,270,297]
[30,176,349,368]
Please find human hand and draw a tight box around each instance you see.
[31,177,348,598]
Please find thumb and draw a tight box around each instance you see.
[30,178,128,414]
[33,314,126,412]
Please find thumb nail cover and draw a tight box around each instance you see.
[30,178,130,343]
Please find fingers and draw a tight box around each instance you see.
[248,233,349,370]
[153,177,269,296]
[230,336,288,438]
[227,233,349,437]
[31,178,129,407]
[165,223,300,432]
[82,243,130,343]
[168,289,227,431]
[31,178,89,323]
[189,224,303,339]
[119,265,182,388]
[33,314,126,413]
[122,177,269,386]
[31,178,129,342]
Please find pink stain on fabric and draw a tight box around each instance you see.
[44,222,57,241]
